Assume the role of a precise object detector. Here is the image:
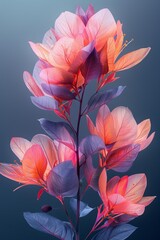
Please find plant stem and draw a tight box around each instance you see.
[75,86,85,240]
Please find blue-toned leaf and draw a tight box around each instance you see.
[24,212,74,240]
[39,119,75,150]
[92,224,137,240]
[83,86,125,115]
[79,135,105,158]
[81,49,102,83]
[106,144,140,172]
[41,83,76,100]
[47,161,78,198]
[31,96,58,111]
[70,198,94,217]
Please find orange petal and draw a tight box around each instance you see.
[114,176,128,196]
[49,37,83,70]
[10,137,33,161]
[109,194,145,216]
[107,37,116,72]
[96,105,111,141]
[55,11,85,38]
[107,176,120,196]
[114,20,124,59]
[110,107,137,150]
[32,134,58,169]
[86,115,97,135]
[40,67,74,86]
[23,71,44,97]
[22,145,47,182]
[86,8,117,51]
[125,174,147,203]
[98,168,108,208]
[114,47,151,71]
[0,164,29,184]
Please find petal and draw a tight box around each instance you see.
[56,142,76,166]
[107,176,120,196]
[125,174,147,203]
[86,115,97,135]
[135,119,155,151]
[42,28,56,48]
[0,164,29,184]
[98,168,108,208]
[114,47,151,71]
[40,67,74,86]
[115,20,124,59]
[47,161,78,198]
[29,42,50,62]
[55,11,85,38]
[10,137,33,161]
[138,132,155,151]
[86,8,117,51]
[109,194,145,216]
[23,71,43,97]
[138,196,156,206]
[32,134,58,169]
[49,37,83,70]
[96,105,111,140]
[106,144,140,172]
[110,107,138,150]
[22,145,47,182]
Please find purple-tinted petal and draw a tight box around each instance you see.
[39,119,75,150]
[79,135,105,158]
[107,144,140,172]
[81,49,102,83]
[41,83,76,100]
[47,161,78,198]
[31,96,58,111]
[83,86,125,115]
[24,212,74,239]
[69,41,95,73]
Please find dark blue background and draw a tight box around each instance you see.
[0,0,159,239]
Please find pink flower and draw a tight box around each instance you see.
[87,105,155,171]
[24,5,150,103]
[0,134,76,196]
[99,169,155,219]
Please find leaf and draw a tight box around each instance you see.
[31,96,58,111]
[79,135,105,158]
[47,161,78,198]
[41,83,76,100]
[24,212,74,239]
[91,224,137,240]
[70,198,94,217]
[81,49,102,83]
[39,119,75,150]
[106,144,140,172]
[83,86,125,114]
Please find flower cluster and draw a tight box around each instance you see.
[0,5,155,240]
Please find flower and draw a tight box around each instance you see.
[24,5,150,105]
[98,169,155,220]
[87,105,155,171]
[0,134,76,198]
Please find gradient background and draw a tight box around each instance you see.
[0,0,159,239]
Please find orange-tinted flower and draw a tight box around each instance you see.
[87,105,154,171]
[0,134,76,192]
[99,169,155,219]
